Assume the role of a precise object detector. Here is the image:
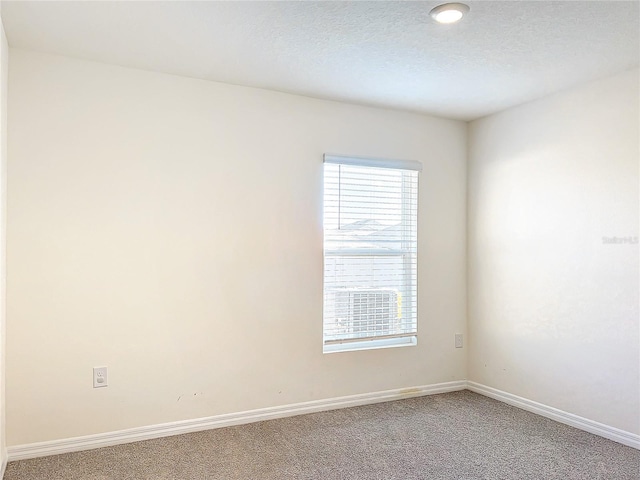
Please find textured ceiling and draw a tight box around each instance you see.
[2,1,639,120]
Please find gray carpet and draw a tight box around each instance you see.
[4,391,639,479]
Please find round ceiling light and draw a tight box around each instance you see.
[430,3,470,24]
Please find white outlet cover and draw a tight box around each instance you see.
[93,366,108,388]
[455,334,463,348]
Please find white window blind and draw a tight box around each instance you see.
[323,154,420,352]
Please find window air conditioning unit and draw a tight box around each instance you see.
[334,288,401,336]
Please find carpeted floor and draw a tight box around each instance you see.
[4,390,639,479]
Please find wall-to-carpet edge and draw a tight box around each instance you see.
[468,382,640,449]
[7,379,638,463]
[7,381,466,461]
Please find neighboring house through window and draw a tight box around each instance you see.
[323,154,421,353]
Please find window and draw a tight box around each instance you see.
[323,154,421,353]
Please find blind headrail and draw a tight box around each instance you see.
[324,154,422,172]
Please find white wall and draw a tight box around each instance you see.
[0,7,8,472]
[468,69,640,434]
[6,49,467,446]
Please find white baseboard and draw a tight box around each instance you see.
[10,380,635,462]
[1,449,6,480]
[467,381,640,450]
[7,380,466,461]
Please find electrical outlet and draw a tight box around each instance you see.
[93,366,108,388]
[455,334,463,348]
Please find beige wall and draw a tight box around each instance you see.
[0,8,8,471]
[468,69,640,433]
[6,49,467,445]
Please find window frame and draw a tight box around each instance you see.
[322,154,421,353]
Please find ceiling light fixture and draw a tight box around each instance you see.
[430,3,470,24]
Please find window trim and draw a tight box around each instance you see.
[323,335,418,354]
[322,154,420,353]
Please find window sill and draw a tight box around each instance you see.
[323,336,417,354]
